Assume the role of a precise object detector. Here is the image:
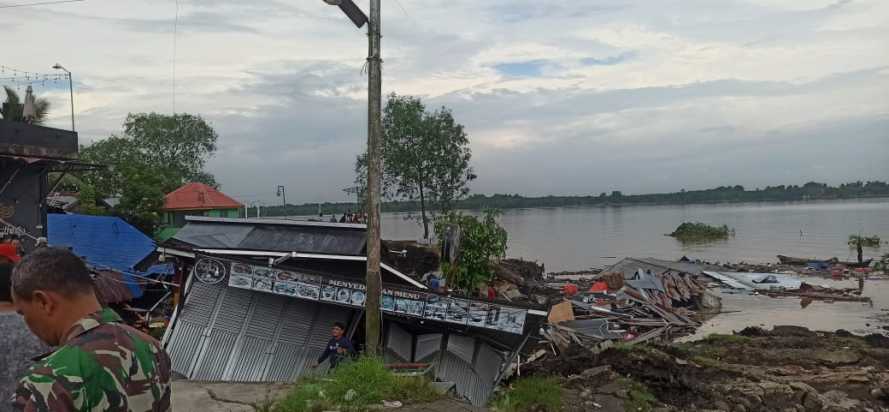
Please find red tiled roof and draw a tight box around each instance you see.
[162,182,243,211]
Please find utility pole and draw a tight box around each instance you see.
[321,0,382,355]
[365,0,383,356]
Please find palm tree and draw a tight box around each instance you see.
[1,86,50,125]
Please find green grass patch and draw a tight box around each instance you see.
[617,378,656,412]
[492,376,563,412]
[271,357,440,412]
[700,333,751,345]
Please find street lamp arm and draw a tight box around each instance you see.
[51,63,75,132]
[322,0,367,28]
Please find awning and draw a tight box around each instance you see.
[0,153,103,171]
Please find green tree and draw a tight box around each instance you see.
[1,86,50,125]
[79,112,219,233]
[435,210,507,292]
[122,112,218,186]
[356,94,475,239]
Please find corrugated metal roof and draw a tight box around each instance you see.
[163,182,243,211]
[171,218,367,255]
[605,257,713,277]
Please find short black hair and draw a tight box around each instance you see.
[333,322,346,330]
[11,247,95,300]
[0,263,12,302]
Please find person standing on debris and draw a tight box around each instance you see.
[1,261,50,412]
[312,322,355,370]
[10,247,172,412]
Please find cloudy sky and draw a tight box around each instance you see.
[5,0,888,204]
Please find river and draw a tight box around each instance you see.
[380,198,889,272]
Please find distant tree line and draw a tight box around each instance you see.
[261,180,889,217]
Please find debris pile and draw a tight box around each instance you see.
[541,263,720,349]
[701,270,874,305]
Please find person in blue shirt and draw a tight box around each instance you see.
[312,322,355,369]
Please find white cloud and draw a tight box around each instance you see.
[3,0,887,203]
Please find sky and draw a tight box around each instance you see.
[4,0,888,205]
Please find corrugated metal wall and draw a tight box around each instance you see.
[379,325,506,407]
[434,334,506,406]
[166,279,354,382]
[166,277,511,405]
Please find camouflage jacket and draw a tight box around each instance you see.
[13,308,171,412]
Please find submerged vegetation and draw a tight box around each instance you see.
[669,222,732,242]
[848,235,882,249]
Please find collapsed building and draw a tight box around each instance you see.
[159,217,547,405]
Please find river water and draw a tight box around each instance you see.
[381,198,889,335]
[381,198,889,272]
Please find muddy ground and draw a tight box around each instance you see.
[523,326,889,411]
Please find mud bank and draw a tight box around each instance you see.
[523,326,889,411]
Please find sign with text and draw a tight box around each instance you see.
[215,257,528,335]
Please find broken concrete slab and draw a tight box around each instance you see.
[172,381,290,412]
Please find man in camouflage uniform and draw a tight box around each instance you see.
[9,247,171,412]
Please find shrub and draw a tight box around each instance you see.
[620,378,656,412]
[436,209,508,292]
[493,376,562,412]
[272,357,439,412]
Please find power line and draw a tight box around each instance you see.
[171,0,180,114]
[0,0,84,9]
[392,0,420,28]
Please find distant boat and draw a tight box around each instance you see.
[776,255,838,265]
[837,259,873,268]
[776,255,871,268]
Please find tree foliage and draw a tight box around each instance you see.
[669,222,732,243]
[435,210,507,292]
[79,112,219,233]
[355,94,475,239]
[848,235,881,249]
[1,86,50,124]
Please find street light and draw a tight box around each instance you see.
[276,185,287,209]
[323,0,383,355]
[51,63,75,132]
[323,0,367,28]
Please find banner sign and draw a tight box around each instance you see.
[213,257,528,335]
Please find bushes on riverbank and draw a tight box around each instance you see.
[669,222,731,242]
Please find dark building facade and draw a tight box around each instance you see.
[0,119,79,251]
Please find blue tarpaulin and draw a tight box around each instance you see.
[47,214,160,299]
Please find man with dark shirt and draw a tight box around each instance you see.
[312,322,355,370]
[0,262,49,412]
